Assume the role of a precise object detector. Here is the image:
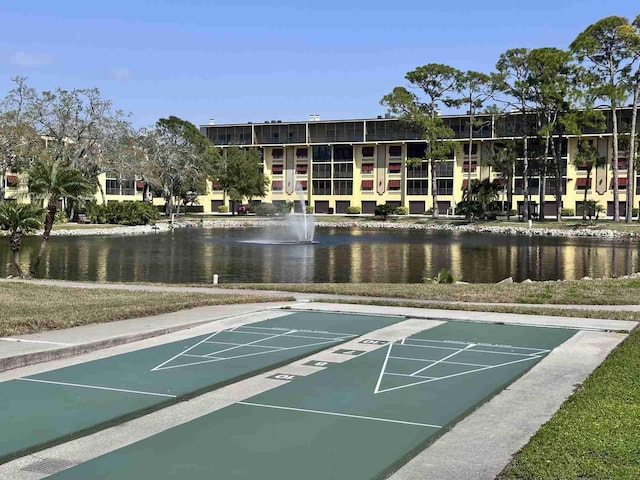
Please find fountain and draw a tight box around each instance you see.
[241,183,315,245]
[285,184,315,243]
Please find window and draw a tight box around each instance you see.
[388,179,401,190]
[361,146,375,157]
[333,180,353,195]
[212,181,222,191]
[333,145,353,161]
[298,180,308,191]
[435,161,454,177]
[575,178,591,189]
[361,180,374,191]
[407,180,428,195]
[462,161,477,172]
[312,164,332,179]
[312,180,331,195]
[407,143,427,159]
[388,162,402,173]
[361,163,374,173]
[296,164,308,174]
[121,179,135,195]
[271,164,283,174]
[389,145,402,157]
[296,148,308,159]
[436,179,453,195]
[272,180,283,191]
[106,179,119,195]
[333,163,353,178]
[611,177,627,189]
[312,145,332,162]
[463,143,478,155]
[6,175,19,188]
[272,148,283,159]
[407,161,428,178]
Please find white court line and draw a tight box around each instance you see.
[411,344,476,376]
[154,338,343,371]
[396,342,550,357]
[183,354,223,359]
[236,325,359,337]
[200,330,296,358]
[17,378,176,398]
[405,338,551,352]
[203,341,283,350]
[390,356,493,368]
[377,356,542,394]
[373,343,393,394]
[228,330,349,342]
[385,372,437,380]
[0,338,74,346]
[151,330,225,371]
[237,401,442,429]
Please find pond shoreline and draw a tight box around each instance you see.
[37,218,640,239]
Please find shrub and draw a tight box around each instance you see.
[424,208,433,215]
[86,201,159,225]
[183,205,204,213]
[374,204,395,220]
[347,206,361,214]
[305,205,314,214]
[54,210,68,224]
[423,268,455,284]
[396,206,409,215]
[633,208,639,217]
[217,205,229,213]
[561,208,575,217]
[254,203,280,216]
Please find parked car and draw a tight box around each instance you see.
[237,204,250,215]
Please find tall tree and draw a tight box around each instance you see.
[573,139,606,220]
[381,64,460,218]
[450,71,498,202]
[496,49,535,221]
[0,202,43,278]
[27,157,94,277]
[487,140,517,219]
[571,16,638,221]
[216,147,269,214]
[0,77,41,200]
[527,47,576,221]
[140,116,219,216]
[625,14,640,223]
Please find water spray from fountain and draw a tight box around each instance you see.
[286,183,315,243]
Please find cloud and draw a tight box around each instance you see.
[110,67,132,82]
[12,51,54,67]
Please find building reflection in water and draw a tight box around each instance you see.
[1,228,639,284]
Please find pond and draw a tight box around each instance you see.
[2,227,639,284]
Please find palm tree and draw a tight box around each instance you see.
[0,202,43,278]
[27,157,94,277]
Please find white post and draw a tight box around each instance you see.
[213,274,219,285]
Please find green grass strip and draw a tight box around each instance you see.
[0,282,292,336]
[218,278,640,306]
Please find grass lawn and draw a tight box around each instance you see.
[498,327,640,479]
[312,298,640,322]
[0,282,293,336]
[216,278,640,305]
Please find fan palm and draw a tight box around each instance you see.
[27,157,94,277]
[0,202,43,278]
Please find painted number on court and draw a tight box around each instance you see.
[304,360,337,368]
[359,339,388,345]
[268,373,298,381]
[334,349,365,356]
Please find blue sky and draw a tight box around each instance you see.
[0,1,637,127]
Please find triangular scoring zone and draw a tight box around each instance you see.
[374,338,550,394]
[151,325,355,372]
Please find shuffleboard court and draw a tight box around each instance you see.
[0,311,402,464]
[49,321,576,480]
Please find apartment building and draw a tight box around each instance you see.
[199,108,638,217]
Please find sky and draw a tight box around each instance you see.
[0,1,637,128]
